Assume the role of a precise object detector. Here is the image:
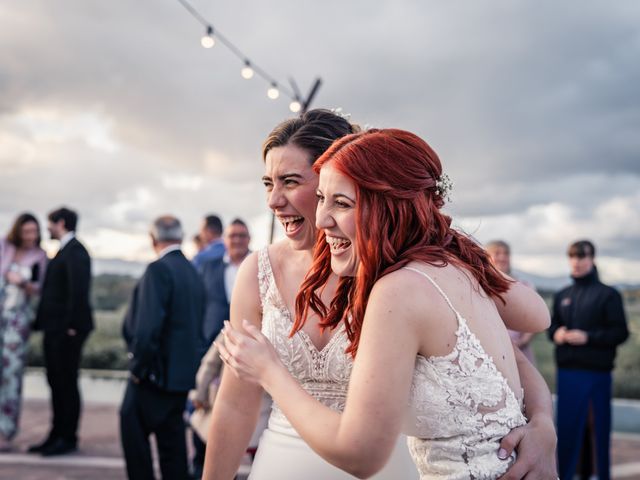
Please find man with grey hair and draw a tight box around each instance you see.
[120,215,205,479]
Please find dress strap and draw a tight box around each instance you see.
[402,267,463,321]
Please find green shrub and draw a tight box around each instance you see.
[28,308,129,370]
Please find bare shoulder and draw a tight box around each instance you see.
[366,267,439,328]
[370,262,465,327]
[370,264,444,307]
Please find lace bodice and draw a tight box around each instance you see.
[403,267,527,479]
[258,248,353,422]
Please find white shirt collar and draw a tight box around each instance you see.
[224,251,249,266]
[59,231,76,250]
[158,243,182,259]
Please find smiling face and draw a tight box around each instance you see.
[263,144,319,251]
[224,223,251,264]
[315,163,359,277]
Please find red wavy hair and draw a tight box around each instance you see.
[294,128,511,357]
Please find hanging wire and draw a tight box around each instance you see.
[176,0,298,102]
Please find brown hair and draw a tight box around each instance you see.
[567,240,595,258]
[6,212,42,248]
[262,109,357,164]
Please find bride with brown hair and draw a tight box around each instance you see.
[220,128,557,479]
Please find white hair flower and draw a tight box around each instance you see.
[435,173,453,202]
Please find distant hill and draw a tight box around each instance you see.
[512,269,569,292]
[94,258,146,278]
[513,269,639,293]
[92,258,639,293]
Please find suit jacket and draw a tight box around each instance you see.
[200,257,229,345]
[34,237,93,333]
[123,249,206,392]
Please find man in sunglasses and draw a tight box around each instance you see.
[549,240,629,480]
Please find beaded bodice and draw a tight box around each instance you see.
[257,248,352,422]
[402,267,527,479]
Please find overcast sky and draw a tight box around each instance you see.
[1,1,639,282]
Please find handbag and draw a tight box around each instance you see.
[189,382,219,441]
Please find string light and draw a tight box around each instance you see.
[176,0,321,112]
[241,61,254,80]
[289,100,301,113]
[267,84,280,100]
[201,26,215,48]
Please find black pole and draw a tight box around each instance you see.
[302,77,322,113]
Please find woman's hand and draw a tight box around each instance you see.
[497,415,558,479]
[5,271,23,285]
[218,319,283,388]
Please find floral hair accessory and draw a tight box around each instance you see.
[435,173,453,202]
[330,107,351,121]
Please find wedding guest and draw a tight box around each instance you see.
[120,215,205,479]
[486,240,537,364]
[29,207,93,456]
[193,215,225,270]
[0,213,47,451]
[549,240,628,480]
[193,234,205,254]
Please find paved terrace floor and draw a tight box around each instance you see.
[0,370,638,479]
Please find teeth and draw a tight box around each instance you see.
[279,215,304,227]
[279,215,304,233]
[326,235,351,250]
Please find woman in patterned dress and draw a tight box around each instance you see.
[0,213,47,451]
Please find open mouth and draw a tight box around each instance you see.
[279,215,305,235]
[326,235,352,253]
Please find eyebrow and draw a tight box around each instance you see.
[317,188,355,203]
[261,173,305,182]
[333,193,355,203]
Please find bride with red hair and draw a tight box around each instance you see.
[220,128,558,479]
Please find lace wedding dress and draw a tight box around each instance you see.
[402,267,527,479]
[249,247,418,480]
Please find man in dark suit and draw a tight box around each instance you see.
[29,207,93,456]
[120,215,205,480]
[190,218,251,476]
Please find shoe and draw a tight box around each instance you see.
[40,438,77,456]
[0,437,13,452]
[27,436,57,454]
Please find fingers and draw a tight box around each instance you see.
[498,427,524,458]
[222,320,241,347]
[216,340,231,365]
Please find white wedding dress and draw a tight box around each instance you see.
[249,247,418,479]
[402,267,527,479]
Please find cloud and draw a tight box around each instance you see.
[1,0,639,283]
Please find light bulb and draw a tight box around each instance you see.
[201,26,215,48]
[267,84,279,100]
[241,63,254,79]
[201,35,215,48]
[289,100,302,113]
